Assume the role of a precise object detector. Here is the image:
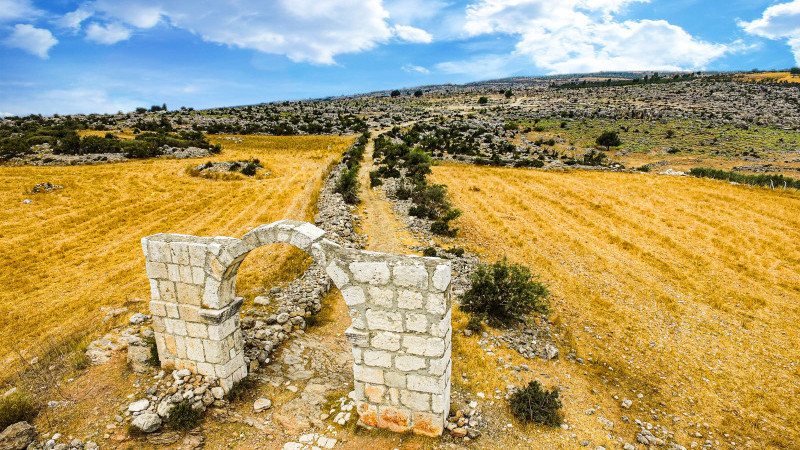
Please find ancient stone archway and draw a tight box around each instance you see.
[142,220,452,436]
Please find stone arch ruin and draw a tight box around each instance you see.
[141,220,452,436]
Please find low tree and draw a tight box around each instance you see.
[596,130,621,151]
[477,96,488,104]
[414,90,423,97]
[390,90,401,97]
[790,67,800,75]
[504,90,513,98]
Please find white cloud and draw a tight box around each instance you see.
[56,7,94,31]
[0,0,41,23]
[739,0,800,65]
[85,22,132,44]
[71,0,397,64]
[461,0,731,73]
[393,25,433,43]
[4,24,58,58]
[0,87,143,116]
[402,63,430,74]
[0,112,13,117]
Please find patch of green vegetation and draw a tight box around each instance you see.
[519,117,800,156]
[689,167,800,190]
[508,381,563,427]
[164,399,203,431]
[0,390,39,429]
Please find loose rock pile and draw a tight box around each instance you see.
[30,182,63,193]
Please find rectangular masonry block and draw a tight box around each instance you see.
[395,355,427,371]
[325,261,350,288]
[365,384,385,403]
[426,293,447,315]
[151,316,165,333]
[167,264,180,281]
[432,264,451,292]
[366,309,403,332]
[345,327,369,346]
[208,316,236,340]
[149,279,160,301]
[393,264,428,289]
[186,322,209,339]
[203,340,228,364]
[170,243,191,266]
[187,243,206,266]
[354,364,384,384]
[341,286,366,306]
[378,406,411,433]
[165,303,179,319]
[363,350,393,368]
[147,240,169,263]
[397,290,423,310]
[385,371,406,388]
[158,281,177,303]
[350,261,391,285]
[149,300,167,317]
[368,286,394,308]
[146,261,168,280]
[176,283,203,306]
[185,337,205,361]
[407,374,446,394]
[429,346,451,376]
[400,390,430,411]
[371,331,401,351]
[402,335,445,357]
[192,266,205,285]
[405,313,428,333]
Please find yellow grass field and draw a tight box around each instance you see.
[433,164,800,448]
[0,135,351,379]
[740,71,800,84]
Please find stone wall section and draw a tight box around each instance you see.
[142,219,452,436]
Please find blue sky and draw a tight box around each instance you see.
[1,0,799,116]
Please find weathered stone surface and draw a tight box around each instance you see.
[0,422,36,450]
[132,413,162,434]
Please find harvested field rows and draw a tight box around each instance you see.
[433,164,800,448]
[0,135,351,379]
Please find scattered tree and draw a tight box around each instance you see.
[596,130,621,151]
[414,90,423,97]
[390,90,401,97]
[477,96,488,105]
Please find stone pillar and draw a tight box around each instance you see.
[141,234,247,391]
[323,244,453,437]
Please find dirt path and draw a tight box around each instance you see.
[356,139,422,254]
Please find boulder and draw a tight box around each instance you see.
[131,413,162,434]
[0,421,36,450]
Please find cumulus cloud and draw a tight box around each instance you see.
[61,0,400,64]
[4,24,58,58]
[85,22,132,44]
[393,25,433,43]
[739,0,800,65]
[0,0,41,23]
[402,63,430,74]
[462,0,731,73]
[56,7,94,31]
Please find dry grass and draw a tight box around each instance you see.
[0,135,351,381]
[740,71,800,84]
[433,163,800,448]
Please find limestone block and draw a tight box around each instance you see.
[203,340,228,364]
[356,402,378,428]
[368,286,394,307]
[291,222,325,251]
[429,348,451,376]
[426,293,447,315]
[141,238,149,259]
[275,221,298,243]
[411,412,444,437]
[341,286,366,307]
[176,283,202,306]
[431,393,447,414]
[147,240,169,263]
[151,316,165,333]
[363,350,393,368]
[164,303,179,319]
[432,264,451,292]
[402,335,444,357]
[429,309,451,337]
[354,365,384,384]
[378,406,410,433]
[395,355,427,371]
[371,331,401,351]
[177,304,201,323]
[364,384,385,403]
[174,335,187,358]
[146,261,168,280]
[170,244,190,266]
[393,264,428,289]
[407,374,446,394]
[400,390,430,411]
[149,279,160,301]
[186,322,209,339]
[405,313,427,333]
[167,264,180,281]
[202,280,222,309]
[185,337,205,361]
[325,261,350,288]
[158,281,177,303]
[207,257,224,281]
[397,290,423,310]
[384,371,406,388]
[191,266,205,285]
[310,242,327,267]
[187,243,206,266]
[351,347,363,364]
[149,300,167,317]
[345,327,369,346]
[366,309,403,332]
[350,261,390,285]
[208,316,237,340]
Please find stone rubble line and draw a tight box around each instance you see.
[141,219,454,437]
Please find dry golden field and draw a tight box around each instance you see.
[740,71,800,84]
[0,135,351,380]
[432,163,800,448]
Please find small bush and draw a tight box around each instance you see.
[164,399,203,431]
[461,258,549,326]
[143,336,160,367]
[477,96,488,104]
[240,158,260,176]
[335,165,360,204]
[465,315,483,333]
[422,247,438,257]
[226,377,257,403]
[0,391,39,430]
[369,170,383,187]
[446,247,465,257]
[508,381,562,427]
[71,352,90,371]
[395,185,411,200]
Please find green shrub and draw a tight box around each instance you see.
[596,130,621,150]
[0,391,39,430]
[395,185,411,200]
[240,158,261,176]
[446,247,465,257]
[508,381,562,427]
[461,258,548,326]
[422,247,438,257]
[689,167,800,190]
[335,165,360,204]
[369,170,383,187]
[164,399,203,431]
[465,315,483,333]
[477,97,488,104]
[430,208,461,237]
[143,337,160,367]
[226,377,257,403]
